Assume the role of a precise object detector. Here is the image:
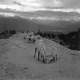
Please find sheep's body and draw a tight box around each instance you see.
[24,32,36,43]
[34,39,58,64]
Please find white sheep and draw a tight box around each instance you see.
[34,39,57,64]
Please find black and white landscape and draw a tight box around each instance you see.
[0,0,80,79]
[0,11,80,80]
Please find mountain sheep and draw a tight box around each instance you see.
[34,39,57,64]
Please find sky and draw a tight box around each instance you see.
[0,0,80,32]
[0,0,80,12]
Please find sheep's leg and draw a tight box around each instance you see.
[55,54,57,61]
[38,51,41,61]
[34,47,38,59]
[38,52,44,62]
[34,48,42,61]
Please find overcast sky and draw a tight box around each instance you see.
[0,0,80,12]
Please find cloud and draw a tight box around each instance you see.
[62,0,80,8]
[0,0,80,12]
[0,4,22,11]
[0,0,43,11]
[15,0,43,8]
[0,12,16,17]
[52,0,63,7]
[0,0,80,8]
[41,0,63,8]
[0,0,14,4]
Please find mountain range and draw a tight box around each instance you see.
[0,10,80,33]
